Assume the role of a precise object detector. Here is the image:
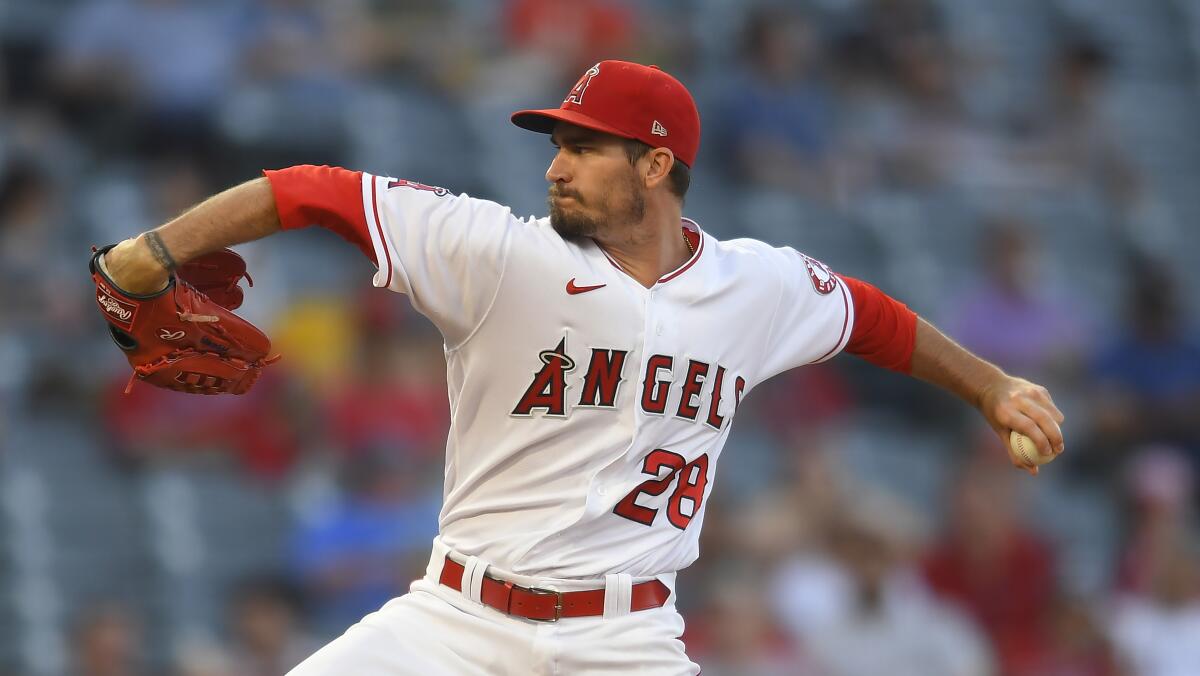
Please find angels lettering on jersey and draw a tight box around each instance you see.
[510,337,746,432]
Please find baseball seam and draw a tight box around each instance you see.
[1014,435,1037,464]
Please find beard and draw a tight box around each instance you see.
[548,174,645,241]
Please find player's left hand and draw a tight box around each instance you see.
[977,376,1065,475]
[91,244,279,395]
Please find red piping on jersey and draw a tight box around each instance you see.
[369,177,393,289]
[600,248,623,272]
[597,221,704,286]
[810,277,851,364]
[659,226,703,283]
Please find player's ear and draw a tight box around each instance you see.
[642,148,675,190]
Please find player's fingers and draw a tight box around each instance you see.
[1028,385,1065,424]
[1009,411,1055,460]
[1017,399,1065,455]
[994,426,1037,474]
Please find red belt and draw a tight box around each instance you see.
[438,556,670,622]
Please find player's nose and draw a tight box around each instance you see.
[545,151,571,184]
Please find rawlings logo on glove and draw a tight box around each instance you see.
[97,292,135,323]
[90,245,280,395]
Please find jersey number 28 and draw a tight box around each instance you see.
[613,450,710,530]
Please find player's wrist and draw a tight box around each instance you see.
[102,235,171,294]
[972,370,1012,411]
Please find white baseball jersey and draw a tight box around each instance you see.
[355,173,853,579]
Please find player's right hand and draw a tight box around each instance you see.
[977,376,1065,475]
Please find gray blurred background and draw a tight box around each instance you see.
[1,0,1200,674]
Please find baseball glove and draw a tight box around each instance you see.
[90,245,279,395]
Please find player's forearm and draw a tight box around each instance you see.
[103,177,281,293]
[908,317,1007,409]
[155,177,281,262]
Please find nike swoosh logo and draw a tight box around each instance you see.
[566,278,606,295]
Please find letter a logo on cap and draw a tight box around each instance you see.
[564,63,601,105]
[651,120,668,136]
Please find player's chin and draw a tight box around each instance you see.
[549,205,599,240]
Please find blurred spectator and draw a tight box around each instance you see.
[860,0,946,47]
[51,0,241,155]
[0,161,66,323]
[172,641,233,676]
[270,296,359,392]
[685,579,809,676]
[716,7,833,198]
[922,444,1056,674]
[773,487,993,676]
[504,0,636,75]
[1011,37,1136,204]
[826,0,986,195]
[1110,536,1200,675]
[145,155,215,222]
[237,0,358,87]
[224,576,315,676]
[684,438,847,672]
[759,365,856,434]
[1023,595,1122,676]
[1115,447,1195,595]
[218,0,364,162]
[102,369,301,478]
[289,445,440,633]
[944,219,1088,379]
[0,159,95,408]
[883,37,1001,193]
[68,602,144,676]
[727,431,845,561]
[321,316,449,460]
[1086,260,1200,472]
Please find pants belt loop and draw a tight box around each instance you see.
[603,573,633,618]
[502,581,515,613]
[460,555,488,604]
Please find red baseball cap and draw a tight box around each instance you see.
[511,60,701,167]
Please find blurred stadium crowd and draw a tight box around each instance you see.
[1,0,1200,674]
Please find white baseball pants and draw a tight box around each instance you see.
[288,539,701,675]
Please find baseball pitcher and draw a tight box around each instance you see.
[92,61,1065,675]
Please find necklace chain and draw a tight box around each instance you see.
[682,229,695,256]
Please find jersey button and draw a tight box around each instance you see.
[596,486,608,496]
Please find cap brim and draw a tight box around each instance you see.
[511,108,633,140]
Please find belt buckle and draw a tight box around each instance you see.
[525,586,564,623]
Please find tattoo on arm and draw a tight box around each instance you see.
[144,231,178,272]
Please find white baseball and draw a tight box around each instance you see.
[1009,430,1054,467]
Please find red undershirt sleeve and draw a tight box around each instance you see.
[263,165,376,264]
[840,275,917,373]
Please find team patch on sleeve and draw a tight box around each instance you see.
[800,253,837,295]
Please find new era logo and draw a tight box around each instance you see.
[651,120,668,137]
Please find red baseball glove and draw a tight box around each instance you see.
[90,245,279,395]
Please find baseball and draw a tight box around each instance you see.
[1009,430,1054,467]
